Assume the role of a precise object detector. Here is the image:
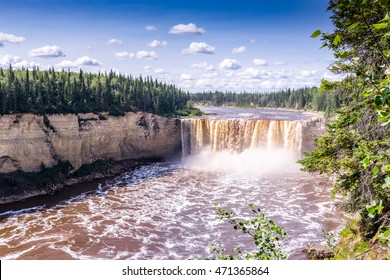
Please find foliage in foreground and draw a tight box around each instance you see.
[332,218,390,260]
[300,0,390,255]
[209,204,287,260]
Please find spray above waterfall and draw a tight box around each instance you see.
[181,116,305,175]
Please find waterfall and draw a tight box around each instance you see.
[181,118,303,158]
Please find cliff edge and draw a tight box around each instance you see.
[0,112,181,173]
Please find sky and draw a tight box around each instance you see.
[0,0,337,92]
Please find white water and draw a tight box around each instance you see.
[0,108,340,260]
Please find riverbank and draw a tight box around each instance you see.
[0,158,163,204]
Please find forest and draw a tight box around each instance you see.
[189,85,341,115]
[0,66,339,118]
[0,67,190,116]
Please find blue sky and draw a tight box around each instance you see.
[0,0,337,92]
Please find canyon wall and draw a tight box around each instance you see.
[0,112,181,173]
[0,112,324,174]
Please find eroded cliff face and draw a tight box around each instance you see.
[301,117,326,153]
[0,112,181,173]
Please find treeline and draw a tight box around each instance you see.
[0,67,190,116]
[0,66,340,117]
[190,86,341,115]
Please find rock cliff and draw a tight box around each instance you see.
[301,117,326,153]
[0,112,181,173]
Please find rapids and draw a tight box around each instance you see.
[0,107,341,260]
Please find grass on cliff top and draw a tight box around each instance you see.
[174,107,204,117]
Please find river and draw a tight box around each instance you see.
[0,107,341,260]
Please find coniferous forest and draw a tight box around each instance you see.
[0,66,339,117]
[190,85,341,115]
[0,67,190,116]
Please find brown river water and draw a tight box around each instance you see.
[0,107,342,260]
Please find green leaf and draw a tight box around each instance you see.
[384,50,390,57]
[320,43,328,49]
[333,34,341,46]
[311,30,322,38]
[382,177,390,189]
[380,0,390,7]
[375,205,384,212]
[380,120,390,126]
[375,95,383,106]
[366,206,376,214]
[382,12,390,21]
[340,51,350,58]
[347,22,360,30]
[373,23,388,29]
[352,56,360,61]
[373,166,379,176]
[361,157,370,168]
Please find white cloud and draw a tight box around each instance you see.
[0,54,19,66]
[253,59,268,66]
[115,51,133,59]
[154,68,169,74]
[274,61,284,65]
[192,62,208,68]
[183,42,215,54]
[57,56,102,68]
[145,25,157,31]
[301,70,317,77]
[115,50,158,60]
[0,54,38,69]
[273,69,293,79]
[0,32,26,46]
[180,73,194,80]
[169,23,206,35]
[28,45,65,58]
[191,62,208,68]
[202,72,218,78]
[196,78,214,88]
[239,67,269,79]
[232,46,246,54]
[107,38,122,45]
[250,39,256,44]
[148,40,168,48]
[135,50,158,60]
[191,62,215,71]
[219,58,241,70]
[143,65,152,72]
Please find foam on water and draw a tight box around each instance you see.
[0,160,342,260]
[0,108,340,260]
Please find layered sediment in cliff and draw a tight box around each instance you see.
[0,112,181,173]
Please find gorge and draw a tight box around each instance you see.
[0,107,341,260]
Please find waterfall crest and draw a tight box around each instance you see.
[181,118,303,157]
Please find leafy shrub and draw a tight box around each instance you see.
[209,204,287,260]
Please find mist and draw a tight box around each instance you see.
[182,147,300,176]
